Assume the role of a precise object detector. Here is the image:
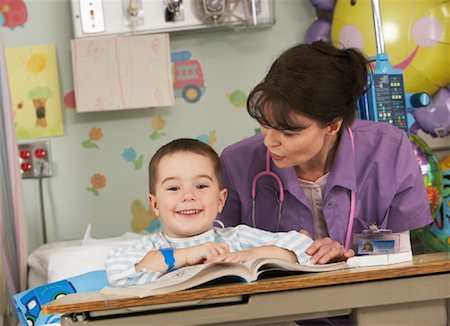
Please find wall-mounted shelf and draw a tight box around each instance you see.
[71,0,275,38]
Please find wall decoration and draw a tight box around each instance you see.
[227,89,247,108]
[71,33,174,112]
[196,131,217,147]
[122,147,144,170]
[149,116,167,140]
[5,44,64,139]
[0,0,28,29]
[82,126,103,149]
[171,50,205,104]
[86,173,106,196]
[28,86,52,127]
[130,199,161,233]
[331,0,450,97]
[414,156,450,252]
[63,90,76,109]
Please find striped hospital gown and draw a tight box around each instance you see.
[105,225,313,286]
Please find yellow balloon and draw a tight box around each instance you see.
[331,0,450,96]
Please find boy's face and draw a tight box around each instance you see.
[149,151,227,238]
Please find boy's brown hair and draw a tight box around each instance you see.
[148,138,225,194]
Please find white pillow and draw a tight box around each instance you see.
[27,230,145,287]
[28,239,83,288]
[46,239,141,283]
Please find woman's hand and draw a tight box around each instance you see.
[305,237,355,264]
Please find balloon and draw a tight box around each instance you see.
[417,156,450,252]
[309,0,336,11]
[411,87,450,138]
[305,18,331,44]
[410,133,443,219]
[331,0,450,96]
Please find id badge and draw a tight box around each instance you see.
[353,224,400,255]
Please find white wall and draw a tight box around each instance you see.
[3,1,316,252]
[4,1,448,253]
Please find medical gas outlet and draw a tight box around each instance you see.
[18,141,53,179]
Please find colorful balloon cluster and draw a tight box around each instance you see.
[410,134,443,218]
[305,0,450,137]
[414,156,450,252]
[305,0,450,251]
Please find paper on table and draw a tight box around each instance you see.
[346,251,413,268]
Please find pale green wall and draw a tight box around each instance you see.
[3,1,316,252]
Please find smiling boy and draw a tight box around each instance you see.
[105,139,314,286]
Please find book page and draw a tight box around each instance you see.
[248,257,348,276]
[101,262,254,298]
[100,259,350,298]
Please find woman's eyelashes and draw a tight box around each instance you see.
[281,130,297,137]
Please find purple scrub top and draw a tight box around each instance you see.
[218,120,432,249]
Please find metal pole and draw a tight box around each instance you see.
[371,0,385,54]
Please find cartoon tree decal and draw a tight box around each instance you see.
[28,86,52,128]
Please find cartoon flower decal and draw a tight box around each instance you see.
[196,131,217,147]
[122,147,144,170]
[226,90,247,108]
[130,199,161,233]
[149,116,167,140]
[87,173,106,196]
[82,126,103,149]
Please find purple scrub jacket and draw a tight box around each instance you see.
[219,120,432,249]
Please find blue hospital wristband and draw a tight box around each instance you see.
[160,247,176,272]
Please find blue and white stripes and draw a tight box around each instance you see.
[105,225,313,286]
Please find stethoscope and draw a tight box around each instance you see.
[251,126,356,250]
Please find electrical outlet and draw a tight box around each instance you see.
[18,141,53,179]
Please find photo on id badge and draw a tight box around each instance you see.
[355,226,400,255]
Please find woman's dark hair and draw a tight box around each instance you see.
[148,138,224,194]
[247,40,369,130]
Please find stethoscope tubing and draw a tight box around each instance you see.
[251,150,284,231]
[251,126,356,249]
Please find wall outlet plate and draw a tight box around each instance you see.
[18,141,53,179]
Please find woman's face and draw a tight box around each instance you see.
[260,113,337,170]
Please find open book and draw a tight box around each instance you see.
[101,258,346,298]
[101,251,413,298]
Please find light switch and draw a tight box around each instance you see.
[79,0,106,34]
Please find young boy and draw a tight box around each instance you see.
[105,138,314,286]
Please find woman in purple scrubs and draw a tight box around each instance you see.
[219,41,431,265]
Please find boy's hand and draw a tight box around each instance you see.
[205,246,297,264]
[205,248,259,263]
[184,242,230,265]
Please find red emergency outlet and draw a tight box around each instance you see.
[20,150,31,160]
[34,148,47,159]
